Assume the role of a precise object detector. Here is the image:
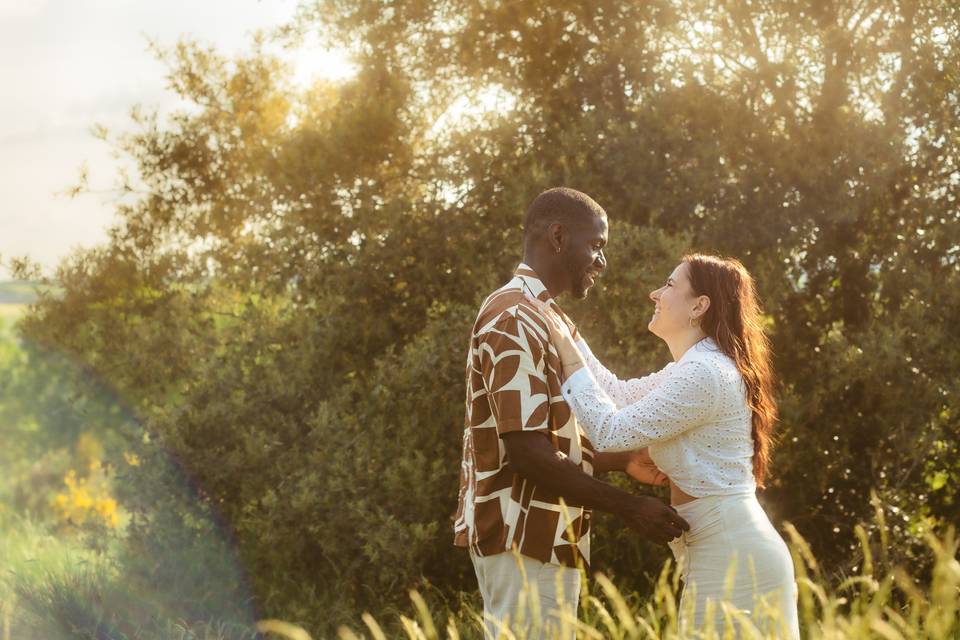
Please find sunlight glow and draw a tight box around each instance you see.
[289,46,358,86]
[0,0,47,18]
[430,84,517,137]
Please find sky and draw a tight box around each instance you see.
[0,0,353,280]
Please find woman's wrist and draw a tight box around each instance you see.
[560,361,585,382]
[556,339,579,361]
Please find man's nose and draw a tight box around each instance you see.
[594,250,607,271]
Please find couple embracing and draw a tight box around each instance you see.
[454,188,799,638]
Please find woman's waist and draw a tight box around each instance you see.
[672,491,779,543]
[664,473,756,505]
[673,490,758,513]
[670,484,698,506]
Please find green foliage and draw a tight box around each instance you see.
[8,0,960,635]
[0,321,255,633]
[11,568,259,640]
[0,318,129,523]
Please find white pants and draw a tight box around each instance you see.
[668,492,800,638]
[470,550,581,639]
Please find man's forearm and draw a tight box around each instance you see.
[516,450,637,515]
[502,432,688,543]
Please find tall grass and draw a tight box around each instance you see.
[328,522,959,640]
[0,516,258,640]
[2,513,956,639]
[0,516,108,640]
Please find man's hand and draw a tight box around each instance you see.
[618,495,690,545]
[624,449,669,486]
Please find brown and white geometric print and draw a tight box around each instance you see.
[454,264,597,568]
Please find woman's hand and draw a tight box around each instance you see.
[624,448,670,487]
[524,295,584,378]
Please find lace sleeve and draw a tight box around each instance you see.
[561,359,720,452]
[577,339,674,408]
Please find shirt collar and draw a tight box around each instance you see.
[514,263,553,302]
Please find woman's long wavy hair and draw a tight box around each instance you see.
[683,254,778,488]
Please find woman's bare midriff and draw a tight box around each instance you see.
[669,482,698,506]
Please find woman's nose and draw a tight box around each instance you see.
[649,288,660,302]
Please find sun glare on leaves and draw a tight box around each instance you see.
[288,45,358,87]
[429,84,517,139]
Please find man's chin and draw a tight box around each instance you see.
[572,286,591,300]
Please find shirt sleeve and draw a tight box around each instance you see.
[560,358,720,451]
[576,339,674,409]
[477,314,551,436]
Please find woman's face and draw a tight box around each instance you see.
[648,262,702,338]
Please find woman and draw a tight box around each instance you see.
[531,254,799,638]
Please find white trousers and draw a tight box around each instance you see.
[470,550,581,639]
[668,492,800,638]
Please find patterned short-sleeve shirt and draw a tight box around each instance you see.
[453,264,597,568]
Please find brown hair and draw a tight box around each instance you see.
[683,254,778,488]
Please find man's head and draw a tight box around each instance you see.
[523,187,608,299]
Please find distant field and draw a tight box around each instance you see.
[0,281,40,305]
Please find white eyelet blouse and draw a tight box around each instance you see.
[563,337,757,497]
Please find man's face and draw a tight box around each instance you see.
[563,214,608,299]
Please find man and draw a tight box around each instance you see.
[453,187,689,639]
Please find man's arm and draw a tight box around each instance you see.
[503,432,687,545]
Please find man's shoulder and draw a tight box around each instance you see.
[474,284,548,340]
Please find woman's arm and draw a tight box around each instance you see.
[577,338,674,408]
[562,359,719,452]
[527,298,670,401]
[529,297,719,453]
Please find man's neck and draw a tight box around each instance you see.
[521,252,565,300]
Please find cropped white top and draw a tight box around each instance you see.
[562,338,757,497]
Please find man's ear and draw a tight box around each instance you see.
[547,222,565,253]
